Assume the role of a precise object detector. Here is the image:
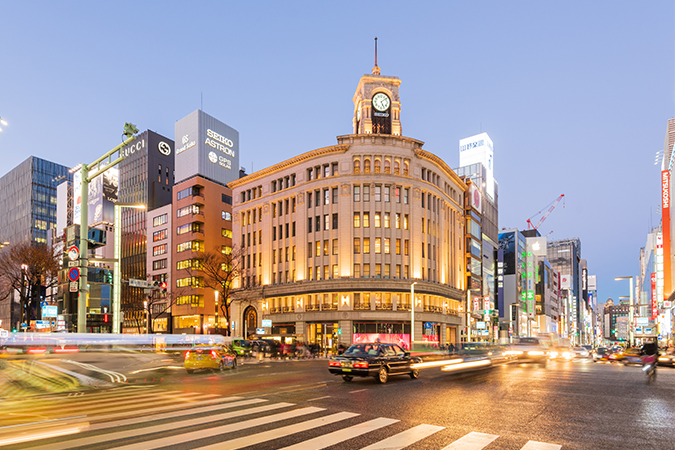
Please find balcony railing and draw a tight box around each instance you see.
[375,303,393,310]
[322,303,337,311]
[354,303,371,310]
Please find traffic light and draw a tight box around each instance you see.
[160,282,167,294]
[104,313,108,323]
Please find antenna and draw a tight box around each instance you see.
[372,38,380,75]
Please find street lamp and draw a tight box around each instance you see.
[410,282,417,351]
[615,276,634,346]
[113,202,145,334]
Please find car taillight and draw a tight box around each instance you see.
[185,351,190,360]
[353,361,369,369]
[211,350,217,359]
[329,360,341,367]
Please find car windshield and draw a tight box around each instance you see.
[344,344,381,356]
[514,338,540,345]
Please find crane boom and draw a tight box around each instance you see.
[526,194,565,230]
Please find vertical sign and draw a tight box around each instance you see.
[651,273,657,320]
[662,170,671,302]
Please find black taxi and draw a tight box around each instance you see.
[328,343,421,383]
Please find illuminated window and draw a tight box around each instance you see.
[395,213,400,229]
[323,240,329,256]
[354,213,360,228]
[375,238,381,254]
[374,213,381,228]
[374,159,381,173]
[222,228,233,238]
[384,160,391,174]
[384,238,390,254]
[364,159,371,174]
[384,212,390,228]
[363,213,370,228]
[364,238,370,254]
[354,238,360,254]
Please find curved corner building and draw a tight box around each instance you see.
[230,65,467,350]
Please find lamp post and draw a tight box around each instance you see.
[410,282,417,351]
[143,300,149,335]
[615,276,634,346]
[113,202,145,334]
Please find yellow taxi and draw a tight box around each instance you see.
[184,345,237,374]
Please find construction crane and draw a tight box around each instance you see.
[526,194,565,230]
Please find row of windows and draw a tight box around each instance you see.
[353,158,409,176]
[271,246,296,264]
[176,259,201,270]
[176,276,203,288]
[177,186,201,201]
[153,259,167,270]
[177,204,200,218]
[307,162,338,181]
[241,185,262,203]
[242,207,263,226]
[153,229,168,242]
[177,240,204,253]
[153,214,168,227]
[307,214,338,232]
[271,174,297,192]
[153,244,167,256]
[176,295,204,307]
[177,222,202,235]
[273,222,297,240]
[307,188,338,207]
[353,212,408,229]
[272,197,296,217]
[352,238,409,255]
[353,185,409,203]
[242,230,262,247]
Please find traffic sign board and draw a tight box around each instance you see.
[67,245,79,261]
[68,267,80,282]
[69,281,78,292]
[129,278,152,288]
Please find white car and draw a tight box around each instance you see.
[572,347,590,358]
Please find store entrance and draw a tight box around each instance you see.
[307,322,338,356]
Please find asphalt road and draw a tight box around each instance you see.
[3,356,674,449]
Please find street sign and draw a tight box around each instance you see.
[256,328,265,334]
[42,305,58,317]
[68,267,80,282]
[129,278,152,288]
[67,245,79,261]
[69,281,78,292]
[0,330,8,338]
[262,319,272,327]
[68,261,78,268]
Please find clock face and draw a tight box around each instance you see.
[372,93,390,112]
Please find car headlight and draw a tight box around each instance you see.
[658,357,670,362]
[504,350,524,356]
[528,351,545,356]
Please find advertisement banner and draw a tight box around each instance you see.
[352,333,411,350]
[663,170,671,302]
[651,272,657,320]
[560,274,571,289]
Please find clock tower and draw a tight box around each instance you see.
[352,61,402,136]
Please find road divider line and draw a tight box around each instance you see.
[441,431,499,450]
[108,406,327,450]
[521,441,562,450]
[279,417,399,450]
[359,423,445,450]
[307,396,331,401]
[26,402,297,450]
[350,389,368,393]
[200,411,360,450]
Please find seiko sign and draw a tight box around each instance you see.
[121,139,146,158]
[205,129,235,157]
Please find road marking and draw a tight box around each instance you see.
[307,396,331,401]
[27,402,296,450]
[108,407,326,450]
[0,387,160,408]
[350,389,368,393]
[441,431,500,450]
[521,441,562,450]
[360,423,445,450]
[200,411,360,450]
[280,417,399,450]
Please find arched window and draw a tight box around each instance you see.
[403,162,409,176]
[384,160,391,174]
[374,159,381,174]
[394,160,400,175]
[364,159,371,174]
[353,159,361,174]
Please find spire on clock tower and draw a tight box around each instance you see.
[372,37,380,76]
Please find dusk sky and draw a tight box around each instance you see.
[1,1,673,304]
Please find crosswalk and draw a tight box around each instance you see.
[0,387,563,450]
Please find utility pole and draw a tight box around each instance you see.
[77,123,138,333]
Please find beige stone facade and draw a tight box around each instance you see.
[229,70,467,350]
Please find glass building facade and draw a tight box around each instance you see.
[0,156,71,330]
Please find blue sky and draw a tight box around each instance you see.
[1,1,673,304]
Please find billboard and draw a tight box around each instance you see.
[560,274,572,289]
[662,170,671,301]
[527,236,547,257]
[88,167,118,225]
[459,132,494,200]
[498,231,516,275]
[468,183,482,212]
[175,110,240,186]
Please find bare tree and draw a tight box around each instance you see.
[138,283,188,334]
[185,246,244,336]
[0,241,60,328]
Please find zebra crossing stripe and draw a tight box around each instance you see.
[26,402,297,450]
[73,396,244,423]
[0,390,180,413]
[279,417,399,450]
[199,411,360,450]
[521,441,562,450]
[108,407,327,450]
[441,431,500,450]
[359,423,446,450]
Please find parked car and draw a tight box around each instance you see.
[184,345,237,373]
[504,337,547,366]
[328,343,421,383]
